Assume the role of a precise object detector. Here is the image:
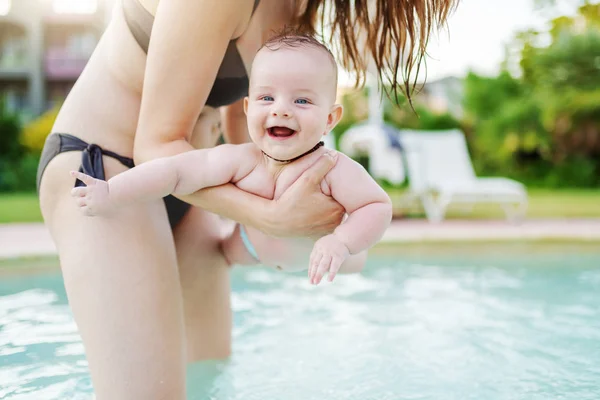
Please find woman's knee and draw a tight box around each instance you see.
[172,206,229,269]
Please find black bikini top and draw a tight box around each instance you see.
[122,0,260,108]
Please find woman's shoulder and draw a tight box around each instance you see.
[147,0,258,28]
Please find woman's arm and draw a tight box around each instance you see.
[131,0,344,237]
[133,0,250,163]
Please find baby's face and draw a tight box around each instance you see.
[245,46,340,162]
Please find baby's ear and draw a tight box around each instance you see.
[325,104,343,133]
[243,97,249,115]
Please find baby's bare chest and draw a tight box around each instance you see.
[235,161,331,200]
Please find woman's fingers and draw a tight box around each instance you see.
[269,150,343,238]
[300,151,338,187]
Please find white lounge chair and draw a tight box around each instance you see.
[338,122,406,185]
[397,129,528,223]
[322,132,336,150]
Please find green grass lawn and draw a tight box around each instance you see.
[1,189,599,224]
[388,188,600,219]
[0,193,43,223]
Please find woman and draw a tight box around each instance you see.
[37,0,458,398]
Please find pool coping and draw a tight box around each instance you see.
[2,219,600,262]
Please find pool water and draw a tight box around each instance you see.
[1,243,599,400]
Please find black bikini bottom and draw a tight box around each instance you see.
[36,133,191,229]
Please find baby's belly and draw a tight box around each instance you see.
[245,226,315,272]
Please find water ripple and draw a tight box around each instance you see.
[2,249,600,400]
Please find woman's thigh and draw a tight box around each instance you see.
[40,152,187,400]
[172,205,234,361]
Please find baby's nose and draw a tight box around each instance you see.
[271,105,292,118]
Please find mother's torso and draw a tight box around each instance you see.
[51,0,296,158]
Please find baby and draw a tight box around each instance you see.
[70,33,393,285]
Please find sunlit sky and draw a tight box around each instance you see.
[52,0,98,14]
[0,0,98,15]
[339,0,582,86]
[0,0,582,85]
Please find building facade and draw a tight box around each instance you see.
[0,0,114,117]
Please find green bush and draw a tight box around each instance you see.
[460,4,600,188]
[2,153,40,192]
[0,100,26,192]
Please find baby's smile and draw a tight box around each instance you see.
[267,126,297,140]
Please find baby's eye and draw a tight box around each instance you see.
[295,98,309,105]
[261,96,274,102]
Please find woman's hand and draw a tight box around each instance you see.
[263,151,345,239]
[177,151,344,239]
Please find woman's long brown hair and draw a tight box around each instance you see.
[297,0,459,107]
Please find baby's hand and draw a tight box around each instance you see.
[308,234,350,285]
[69,171,112,216]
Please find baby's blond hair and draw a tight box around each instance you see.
[259,28,338,85]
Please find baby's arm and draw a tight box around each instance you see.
[309,153,392,284]
[70,143,257,215]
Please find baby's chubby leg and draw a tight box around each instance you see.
[221,225,367,277]
[221,224,293,272]
[220,224,259,267]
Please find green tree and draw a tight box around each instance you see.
[462,2,600,187]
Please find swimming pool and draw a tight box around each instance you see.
[1,243,599,399]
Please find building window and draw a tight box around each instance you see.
[0,33,29,69]
[53,0,97,14]
[0,0,10,16]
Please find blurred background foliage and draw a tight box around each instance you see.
[333,2,600,188]
[0,3,599,192]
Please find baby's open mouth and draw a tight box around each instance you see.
[268,127,296,138]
